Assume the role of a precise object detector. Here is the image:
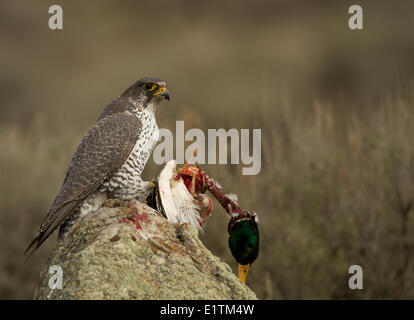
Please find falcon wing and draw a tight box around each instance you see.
[25,112,142,257]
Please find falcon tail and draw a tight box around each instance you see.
[24,226,56,262]
[24,220,56,263]
[24,234,42,262]
[24,193,87,261]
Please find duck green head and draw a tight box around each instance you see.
[228,212,259,284]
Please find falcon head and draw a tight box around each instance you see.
[122,77,170,107]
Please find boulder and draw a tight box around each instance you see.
[34,200,257,300]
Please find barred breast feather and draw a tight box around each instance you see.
[101,107,159,199]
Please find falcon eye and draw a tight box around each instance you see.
[144,83,157,91]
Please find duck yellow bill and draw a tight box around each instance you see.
[238,264,250,284]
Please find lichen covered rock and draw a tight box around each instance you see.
[34,200,257,300]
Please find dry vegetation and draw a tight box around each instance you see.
[1,0,414,299]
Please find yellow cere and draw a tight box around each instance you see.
[154,87,166,96]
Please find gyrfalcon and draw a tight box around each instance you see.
[25,77,170,257]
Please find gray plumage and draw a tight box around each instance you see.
[25,77,170,258]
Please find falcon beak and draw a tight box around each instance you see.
[154,87,170,101]
[238,264,250,284]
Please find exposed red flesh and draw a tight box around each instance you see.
[175,164,247,218]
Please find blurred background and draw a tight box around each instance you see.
[1,0,414,299]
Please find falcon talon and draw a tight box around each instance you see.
[104,199,124,208]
